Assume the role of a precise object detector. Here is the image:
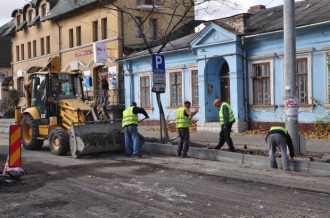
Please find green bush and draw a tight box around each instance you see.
[2,90,20,118]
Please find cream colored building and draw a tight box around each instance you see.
[2,0,197,108]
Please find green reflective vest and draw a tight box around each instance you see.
[219,102,235,124]
[270,126,288,134]
[176,106,190,128]
[122,106,138,127]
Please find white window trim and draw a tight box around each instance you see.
[166,69,185,107]
[248,58,275,105]
[138,72,152,110]
[282,53,313,105]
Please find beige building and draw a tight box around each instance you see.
[2,0,197,108]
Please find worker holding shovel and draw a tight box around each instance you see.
[176,101,198,158]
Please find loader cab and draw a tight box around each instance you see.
[50,73,83,99]
[30,72,85,124]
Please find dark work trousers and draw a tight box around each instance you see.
[177,128,190,156]
[217,122,235,151]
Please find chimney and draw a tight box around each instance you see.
[248,5,266,13]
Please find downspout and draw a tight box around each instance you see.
[121,10,125,57]
[242,36,250,122]
[54,19,61,63]
[120,9,125,104]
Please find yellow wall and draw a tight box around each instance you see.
[10,0,195,106]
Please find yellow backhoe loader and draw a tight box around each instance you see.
[15,56,144,158]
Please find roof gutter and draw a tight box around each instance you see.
[116,47,190,63]
[245,20,330,38]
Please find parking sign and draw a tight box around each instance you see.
[152,54,165,74]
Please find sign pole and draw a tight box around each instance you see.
[151,53,169,141]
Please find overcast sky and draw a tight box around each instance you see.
[0,0,303,27]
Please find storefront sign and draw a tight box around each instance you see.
[93,42,108,63]
[75,49,93,57]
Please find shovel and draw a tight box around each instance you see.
[121,118,146,133]
[170,116,194,141]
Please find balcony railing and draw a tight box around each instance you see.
[84,89,125,109]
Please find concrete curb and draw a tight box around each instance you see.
[142,142,330,176]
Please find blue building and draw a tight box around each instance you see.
[117,1,330,133]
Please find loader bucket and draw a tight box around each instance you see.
[69,121,145,158]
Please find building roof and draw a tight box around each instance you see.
[1,0,97,37]
[40,0,96,22]
[117,32,199,61]
[120,0,330,61]
[247,0,330,35]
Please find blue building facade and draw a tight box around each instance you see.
[117,1,330,132]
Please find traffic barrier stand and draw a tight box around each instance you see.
[2,125,25,181]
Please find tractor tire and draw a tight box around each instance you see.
[49,128,70,156]
[21,114,43,150]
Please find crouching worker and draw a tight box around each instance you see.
[265,126,294,171]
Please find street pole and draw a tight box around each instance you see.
[284,0,299,152]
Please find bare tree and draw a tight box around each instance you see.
[75,0,240,141]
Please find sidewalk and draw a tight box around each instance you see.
[1,118,329,153]
[138,126,330,153]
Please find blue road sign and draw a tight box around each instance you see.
[152,54,165,74]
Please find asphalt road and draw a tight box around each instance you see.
[0,133,330,218]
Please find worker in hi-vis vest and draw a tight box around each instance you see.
[210,98,236,152]
[265,126,294,171]
[122,102,149,157]
[175,101,198,158]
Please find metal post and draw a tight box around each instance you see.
[284,0,299,152]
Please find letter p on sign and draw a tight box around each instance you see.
[152,54,165,74]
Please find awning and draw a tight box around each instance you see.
[2,77,13,86]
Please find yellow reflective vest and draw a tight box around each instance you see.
[122,106,138,127]
[176,106,190,128]
[270,126,288,134]
[219,102,235,125]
